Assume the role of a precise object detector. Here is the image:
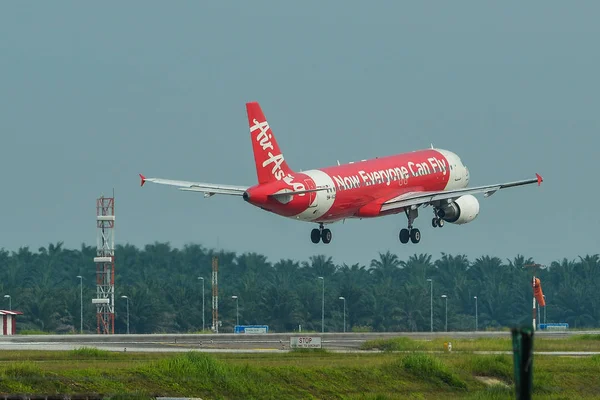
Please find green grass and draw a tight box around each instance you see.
[0,349,597,399]
[69,346,116,358]
[18,329,51,335]
[571,333,600,341]
[465,354,514,382]
[289,347,331,354]
[360,334,600,352]
[389,353,467,389]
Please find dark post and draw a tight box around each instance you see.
[511,327,534,400]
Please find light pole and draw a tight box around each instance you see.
[474,296,478,331]
[198,277,205,331]
[76,275,83,333]
[339,296,346,333]
[427,279,433,332]
[441,294,448,332]
[231,295,239,326]
[4,295,10,310]
[318,277,324,333]
[121,295,129,334]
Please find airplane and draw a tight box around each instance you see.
[139,101,543,245]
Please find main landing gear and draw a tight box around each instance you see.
[311,223,332,244]
[399,206,445,244]
[399,208,420,244]
[431,208,445,228]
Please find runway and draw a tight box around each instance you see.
[0,330,596,353]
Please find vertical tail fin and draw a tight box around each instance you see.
[246,102,293,184]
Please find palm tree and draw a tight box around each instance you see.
[369,251,401,282]
[302,255,336,278]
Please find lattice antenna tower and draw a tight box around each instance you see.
[93,194,115,334]
[212,256,218,333]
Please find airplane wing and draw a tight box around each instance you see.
[380,173,543,212]
[139,174,248,197]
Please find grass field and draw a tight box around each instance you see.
[360,333,600,352]
[0,336,598,399]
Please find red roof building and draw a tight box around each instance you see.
[0,310,23,335]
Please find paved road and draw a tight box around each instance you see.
[0,330,597,352]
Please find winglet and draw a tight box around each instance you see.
[139,174,146,187]
[536,173,543,186]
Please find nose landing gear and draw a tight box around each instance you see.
[311,223,332,244]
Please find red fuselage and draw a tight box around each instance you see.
[244,147,469,224]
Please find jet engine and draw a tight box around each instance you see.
[437,194,480,224]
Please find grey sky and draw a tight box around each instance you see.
[1,2,598,268]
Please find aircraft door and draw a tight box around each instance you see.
[450,153,462,183]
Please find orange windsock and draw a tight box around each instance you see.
[533,277,546,306]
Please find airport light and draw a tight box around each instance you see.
[121,296,129,334]
[76,275,83,333]
[339,296,346,333]
[427,279,433,332]
[231,295,239,326]
[318,277,324,333]
[198,277,205,331]
[474,296,478,331]
[441,295,448,332]
[3,295,10,310]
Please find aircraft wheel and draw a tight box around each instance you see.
[432,218,438,228]
[437,219,444,228]
[410,228,421,244]
[311,228,321,244]
[399,228,410,244]
[321,228,332,244]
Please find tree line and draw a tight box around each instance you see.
[0,241,598,334]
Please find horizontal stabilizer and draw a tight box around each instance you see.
[139,174,248,196]
[269,186,328,199]
[179,187,245,196]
